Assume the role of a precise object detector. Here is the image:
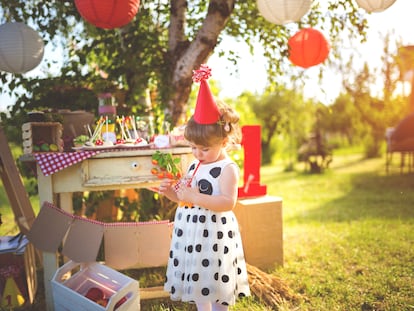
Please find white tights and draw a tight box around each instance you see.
[196,302,228,311]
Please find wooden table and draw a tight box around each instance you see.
[23,147,192,311]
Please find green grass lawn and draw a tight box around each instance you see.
[266,155,414,311]
[1,152,413,310]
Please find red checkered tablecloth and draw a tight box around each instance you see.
[34,151,100,176]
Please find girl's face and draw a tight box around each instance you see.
[189,140,226,164]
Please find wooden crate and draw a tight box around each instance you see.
[52,261,140,311]
[22,122,63,154]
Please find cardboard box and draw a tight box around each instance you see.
[22,122,63,154]
[52,261,140,311]
[28,202,172,270]
[0,238,37,309]
[234,196,283,269]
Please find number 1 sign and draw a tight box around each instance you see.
[238,125,267,198]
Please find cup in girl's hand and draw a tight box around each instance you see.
[173,175,191,191]
[174,176,193,207]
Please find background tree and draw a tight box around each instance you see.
[341,33,410,157]
[323,93,360,146]
[247,86,314,165]
[0,0,368,129]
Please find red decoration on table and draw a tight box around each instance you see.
[288,28,330,69]
[75,0,140,29]
[238,125,267,198]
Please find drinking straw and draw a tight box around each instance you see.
[105,116,109,141]
[131,115,139,139]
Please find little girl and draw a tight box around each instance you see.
[156,65,250,311]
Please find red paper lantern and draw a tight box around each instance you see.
[288,28,330,69]
[75,0,140,29]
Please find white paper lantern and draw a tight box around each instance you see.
[355,0,397,13]
[0,22,44,74]
[256,0,311,25]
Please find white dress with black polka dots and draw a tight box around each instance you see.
[164,158,251,306]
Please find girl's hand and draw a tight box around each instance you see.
[147,179,174,195]
[176,185,198,203]
[147,186,160,192]
[158,179,174,194]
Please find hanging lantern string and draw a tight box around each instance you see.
[192,64,212,83]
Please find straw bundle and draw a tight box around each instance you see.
[246,263,300,308]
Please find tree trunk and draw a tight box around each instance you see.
[167,0,236,125]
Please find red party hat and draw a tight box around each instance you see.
[192,64,221,124]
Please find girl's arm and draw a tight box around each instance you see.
[177,163,238,212]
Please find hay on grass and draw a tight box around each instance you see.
[247,263,300,308]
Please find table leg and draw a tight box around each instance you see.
[60,192,73,214]
[37,168,58,311]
